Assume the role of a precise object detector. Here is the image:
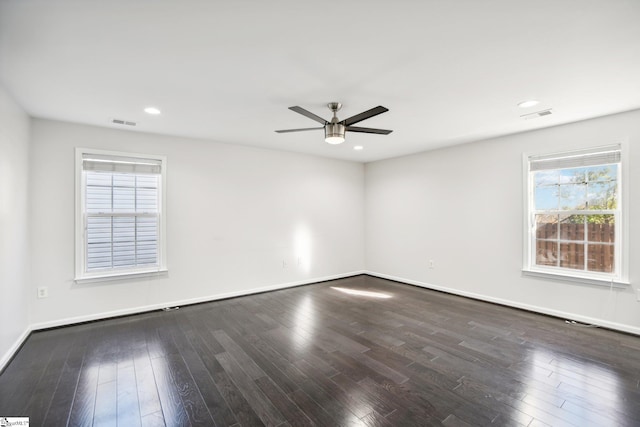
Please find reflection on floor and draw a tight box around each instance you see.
[1,275,639,426]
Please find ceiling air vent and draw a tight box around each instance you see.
[111,118,137,126]
[520,109,552,120]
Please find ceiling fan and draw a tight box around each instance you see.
[275,102,392,144]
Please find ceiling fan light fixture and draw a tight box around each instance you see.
[325,135,345,144]
[324,123,346,144]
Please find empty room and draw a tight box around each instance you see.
[1,1,639,426]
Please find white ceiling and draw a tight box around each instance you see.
[1,1,639,163]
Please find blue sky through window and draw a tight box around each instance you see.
[534,165,617,211]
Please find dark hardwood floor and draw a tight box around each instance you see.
[1,275,640,426]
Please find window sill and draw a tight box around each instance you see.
[522,268,630,288]
[75,268,168,284]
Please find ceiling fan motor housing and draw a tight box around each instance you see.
[324,122,346,144]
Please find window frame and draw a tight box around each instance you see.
[522,144,630,287]
[75,148,168,283]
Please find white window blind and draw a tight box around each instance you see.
[83,153,162,174]
[77,150,166,280]
[529,145,621,171]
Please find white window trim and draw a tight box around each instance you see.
[521,142,630,287]
[75,147,168,283]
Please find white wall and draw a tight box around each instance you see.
[29,119,365,327]
[0,84,31,367]
[365,109,640,334]
[9,105,640,363]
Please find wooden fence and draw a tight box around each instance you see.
[536,223,614,272]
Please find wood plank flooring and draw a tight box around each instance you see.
[1,275,640,426]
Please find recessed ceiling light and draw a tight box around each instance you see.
[144,107,161,115]
[517,100,539,108]
[353,146,364,151]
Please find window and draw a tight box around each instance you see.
[524,145,628,285]
[75,148,167,281]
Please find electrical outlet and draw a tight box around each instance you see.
[282,260,287,269]
[37,287,48,298]
[428,260,434,269]
[637,288,640,302]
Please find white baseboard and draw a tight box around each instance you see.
[0,326,32,373]
[30,270,366,331]
[365,271,640,337]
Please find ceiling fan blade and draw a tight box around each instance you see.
[275,127,324,133]
[346,126,393,135]
[342,106,389,126]
[289,106,328,124]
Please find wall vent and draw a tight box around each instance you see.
[520,109,553,120]
[111,118,137,126]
